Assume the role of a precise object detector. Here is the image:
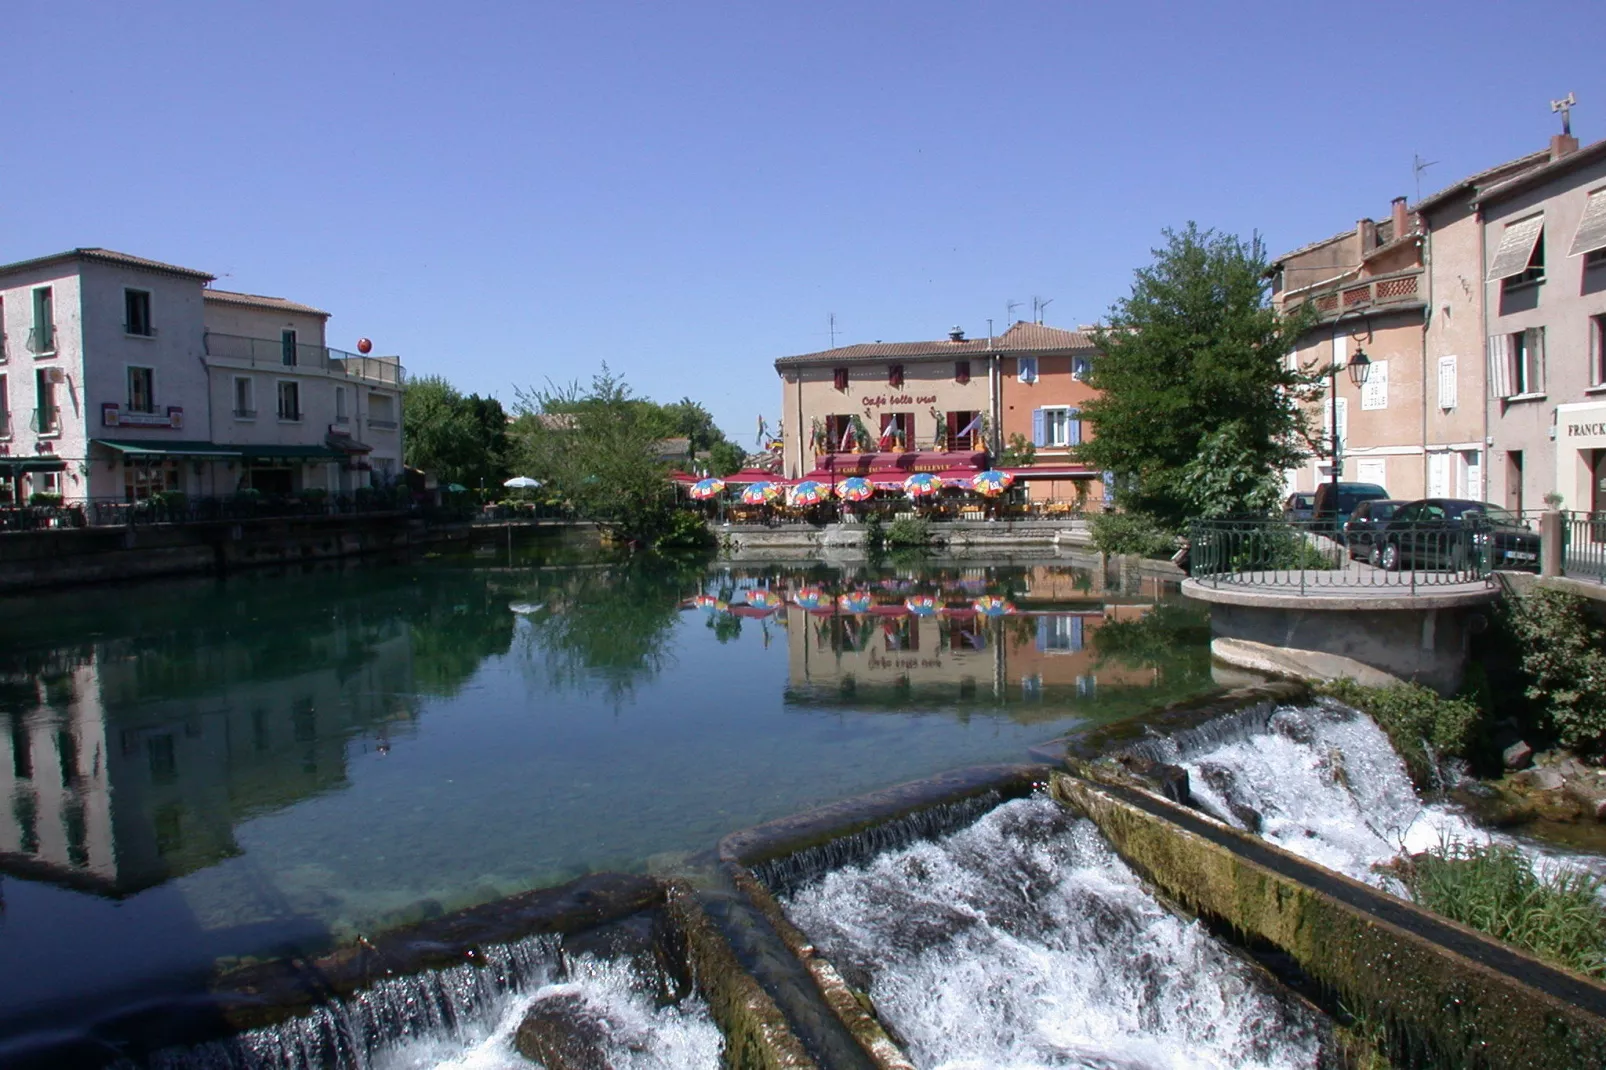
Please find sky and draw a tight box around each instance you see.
[5,1,1603,445]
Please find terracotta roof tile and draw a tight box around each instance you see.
[774,321,1093,368]
[0,247,215,281]
[203,288,329,317]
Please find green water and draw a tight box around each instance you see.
[0,539,1216,1042]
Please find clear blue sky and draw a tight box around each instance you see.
[5,1,1601,445]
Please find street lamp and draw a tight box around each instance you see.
[1328,310,1373,500]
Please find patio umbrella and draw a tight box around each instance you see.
[836,476,874,502]
[905,594,940,616]
[794,587,828,610]
[970,469,1015,496]
[503,476,542,489]
[788,480,828,507]
[740,482,782,505]
[838,590,872,613]
[445,483,468,493]
[689,477,726,500]
[972,595,1016,617]
[904,473,942,498]
[692,594,724,612]
[745,589,783,611]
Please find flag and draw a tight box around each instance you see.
[755,415,768,446]
[840,423,854,450]
[956,413,983,439]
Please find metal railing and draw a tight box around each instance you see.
[26,325,55,355]
[1188,517,1495,592]
[1561,512,1606,582]
[31,407,60,434]
[0,492,419,531]
[203,333,406,386]
[367,417,398,430]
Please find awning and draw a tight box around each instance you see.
[326,434,373,454]
[94,439,242,459]
[1568,189,1606,258]
[0,457,68,473]
[1486,214,1545,280]
[240,445,346,461]
[999,465,1097,479]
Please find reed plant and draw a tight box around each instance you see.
[1401,839,1606,979]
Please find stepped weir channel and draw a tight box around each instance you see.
[4,548,1606,1068]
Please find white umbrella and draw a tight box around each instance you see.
[503,476,542,489]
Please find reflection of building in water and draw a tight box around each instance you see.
[0,620,418,896]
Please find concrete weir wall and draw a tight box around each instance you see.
[0,514,428,593]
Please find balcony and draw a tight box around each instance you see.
[204,333,405,387]
[1295,268,1423,321]
[26,325,55,356]
[31,407,61,435]
[367,417,399,431]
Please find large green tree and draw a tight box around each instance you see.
[1079,224,1321,530]
[403,375,511,489]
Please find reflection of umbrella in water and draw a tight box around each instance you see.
[508,601,541,615]
[692,594,728,613]
[689,478,726,500]
[838,590,872,613]
[973,595,1017,617]
[836,477,874,502]
[503,476,542,489]
[905,594,939,616]
[970,469,1015,496]
[445,483,469,493]
[746,589,783,611]
[740,482,782,505]
[904,473,942,498]
[788,481,827,507]
[794,587,828,610]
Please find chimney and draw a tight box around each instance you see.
[1390,197,1410,241]
[948,325,966,342]
[1550,133,1579,161]
[1356,218,1378,254]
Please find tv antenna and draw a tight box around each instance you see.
[1006,299,1021,324]
[1413,154,1438,202]
[1552,92,1577,136]
[1032,295,1054,324]
[828,312,838,348]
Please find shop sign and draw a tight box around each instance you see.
[103,404,183,429]
[860,393,938,408]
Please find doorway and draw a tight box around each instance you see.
[1505,451,1524,515]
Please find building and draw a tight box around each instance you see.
[772,320,1102,500]
[0,248,403,505]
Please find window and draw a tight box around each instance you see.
[831,366,850,391]
[1592,315,1606,387]
[1507,231,1546,289]
[234,376,255,418]
[1487,214,1544,285]
[954,360,971,384]
[1036,615,1085,652]
[824,413,855,451]
[34,368,58,433]
[0,375,9,437]
[878,412,913,450]
[1360,359,1389,410]
[1033,406,1081,448]
[1016,356,1038,383]
[1437,356,1458,409]
[888,363,904,388]
[123,460,175,502]
[1322,397,1349,451]
[335,386,348,423]
[1487,328,1546,398]
[369,393,396,428]
[1568,187,1606,262]
[277,380,301,420]
[126,367,155,413]
[1072,356,1092,380]
[124,290,152,336]
[30,287,53,354]
[281,329,298,366]
[946,410,983,450]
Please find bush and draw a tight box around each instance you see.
[1504,587,1606,757]
[1089,510,1175,558]
[1400,839,1606,978]
[1322,680,1484,786]
[863,512,886,550]
[28,493,63,508]
[655,510,715,551]
[885,515,930,547]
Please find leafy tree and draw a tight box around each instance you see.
[997,433,1036,468]
[403,375,510,489]
[1080,224,1321,530]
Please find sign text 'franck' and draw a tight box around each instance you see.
[861,394,937,408]
[1565,422,1606,438]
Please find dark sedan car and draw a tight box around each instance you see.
[1373,499,1540,572]
[1343,499,1405,560]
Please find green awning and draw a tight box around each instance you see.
[94,439,243,459]
[0,458,68,473]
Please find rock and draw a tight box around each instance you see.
[515,992,615,1070]
[1114,756,1193,806]
[1192,762,1264,834]
[1502,740,1535,771]
[1532,767,1565,792]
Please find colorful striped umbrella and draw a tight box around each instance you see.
[746,589,783,611]
[836,476,875,502]
[692,594,728,613]
[740,481,782,505]
[793,587,828,610]
[972,595,1016,617]
[689,477,726,500]
[904,473,943,498]
[788,480,827,507]
[838,590,873,613]
[970,469,1015,496]
[905,594,940,616]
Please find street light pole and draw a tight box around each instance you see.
[1328,309,1373,502]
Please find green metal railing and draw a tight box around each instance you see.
[203,333,405,386]
[1188,517,1496,592]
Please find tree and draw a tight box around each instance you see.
[1079,224,1321,530]
[403,375,511,489]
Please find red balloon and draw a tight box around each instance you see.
[357,337,373,354]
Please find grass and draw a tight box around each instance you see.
[1320,680,1484,787]
[1399,839,1606,979]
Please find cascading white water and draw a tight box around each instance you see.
[784,796,1328,1070]
[140,936,722,1070]
[1150,702,1606,892]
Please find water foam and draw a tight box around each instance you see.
[784,796,1326,1070]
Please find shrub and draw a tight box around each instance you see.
[298,487,328,501]
[28,493,63,508]
[1321,680,1484,786]
[1504,587,1606,756]
[863,512,886,550]
[885,515,930,547]
[1089,510,1175,558]
[1400,839,1606,978]
[655,510,715,551]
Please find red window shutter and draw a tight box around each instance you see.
[833,367,849,391]
[955,361,970,384]
[889,364,904,388]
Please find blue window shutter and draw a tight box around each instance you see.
[1032,409,1045,447]
[1070,616,1084,652]
[1035,617,1048,651]
[1067,407,1081,446]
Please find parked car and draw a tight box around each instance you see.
[1283,492,1316,522]
[1312,481,1389,536]
[1372,498,1540,572]
[1343,499,1405,560]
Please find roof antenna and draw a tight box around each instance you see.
[1413,154,1438,202]
[828,312,837,348]
[1006,299,1020,325]
[1552,92,1577,136]
[1032,296,1054,324]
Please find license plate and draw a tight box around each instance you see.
[1502,550,1537,561]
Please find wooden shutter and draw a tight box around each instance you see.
[1437,356,1457,409]
[1527,327,1546,394]
[1487,334,1514,398]
[1032,408,1045,447]
[1066,407,1082,446]
[1568,189,1606,258]
[1592,317,1606,386]
[1487,215,1545,280]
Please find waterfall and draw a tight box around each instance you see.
[136,936,722,1070]
[751,790,1003,897]
[783,796,1329,1070]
